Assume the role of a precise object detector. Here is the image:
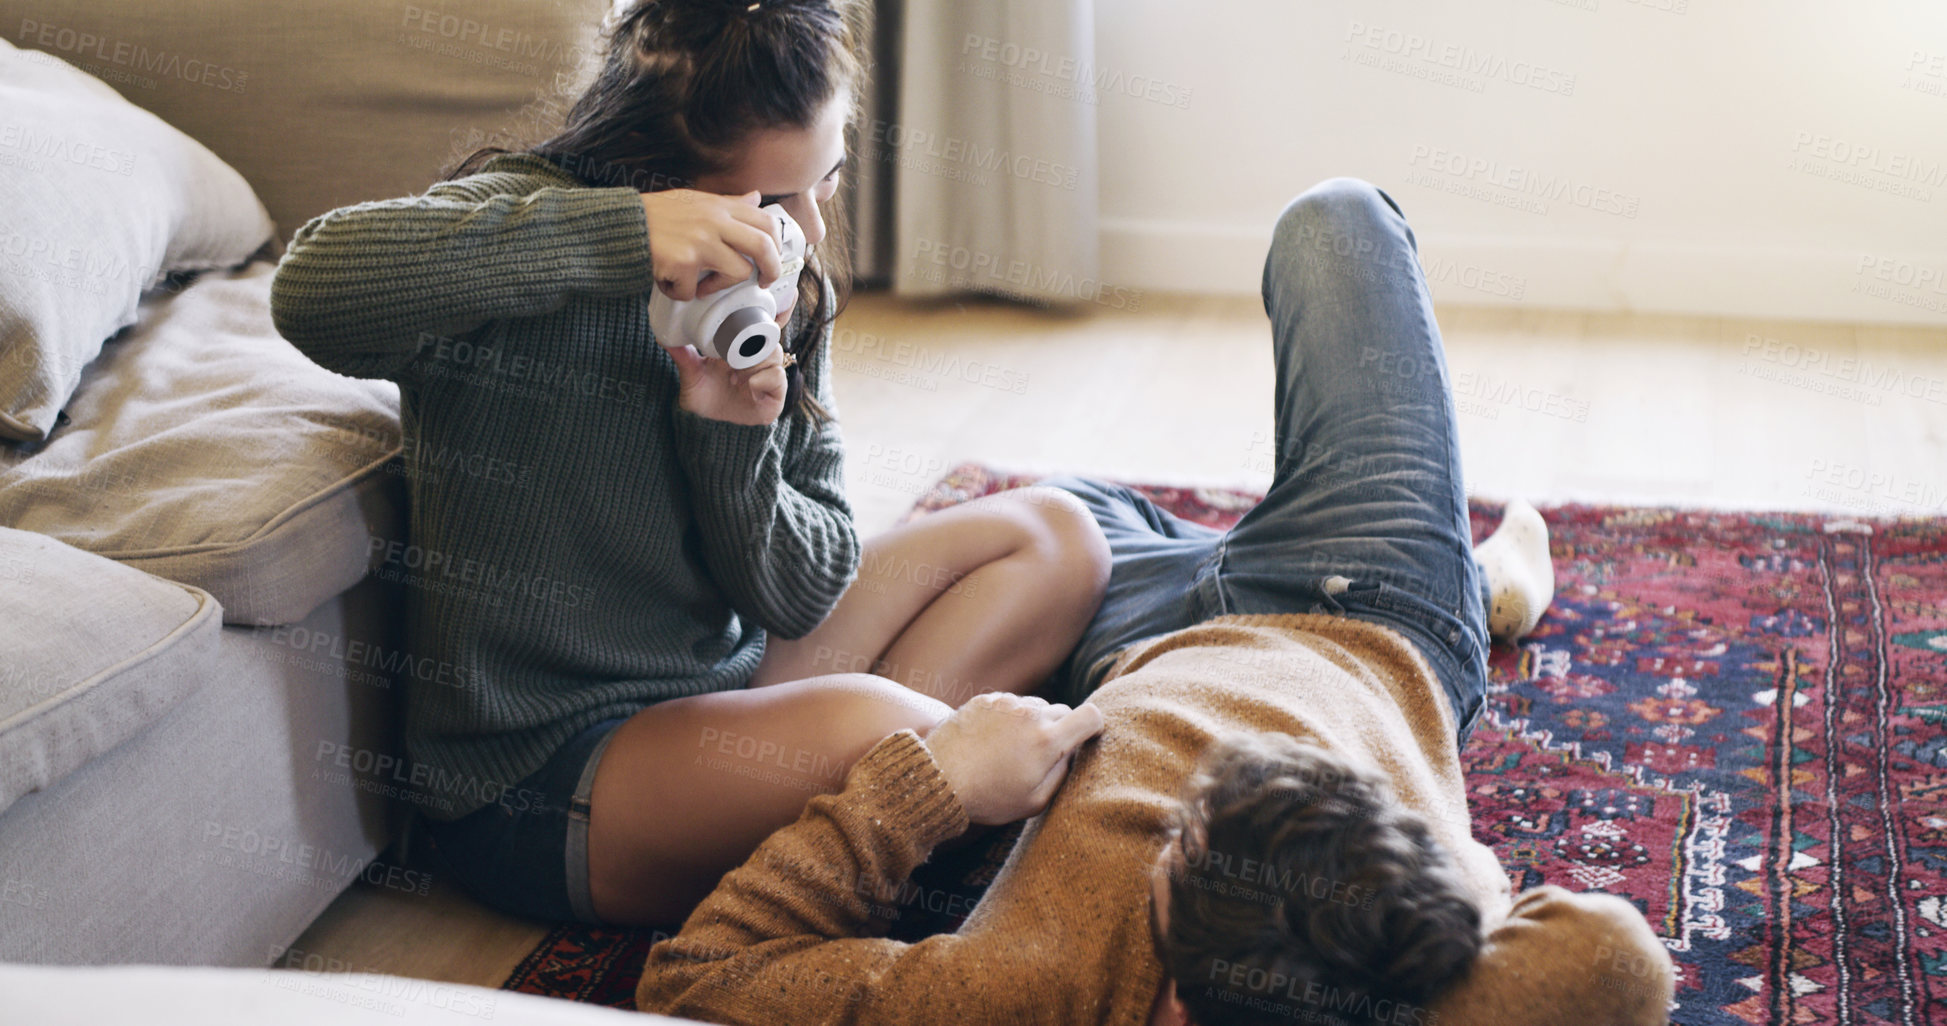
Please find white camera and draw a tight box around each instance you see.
[648,203,807,370]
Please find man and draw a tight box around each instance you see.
[635,179,1675,1026]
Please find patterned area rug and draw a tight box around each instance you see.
[502,464,1947,1025]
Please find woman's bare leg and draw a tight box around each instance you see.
[750,485,1112,704]
[586,672,949,926]
[589,487,1108,924]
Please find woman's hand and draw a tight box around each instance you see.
[640,188,782,300]
[670,342,789,426]
[925,693,1106,826]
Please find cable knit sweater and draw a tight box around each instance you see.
[638,614,1675,1026]
[268,152,858,821]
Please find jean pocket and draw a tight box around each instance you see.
[1358,580,1470,656]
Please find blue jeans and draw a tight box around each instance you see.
[1043,178,1491,740]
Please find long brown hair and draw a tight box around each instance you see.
[443,0,868,420]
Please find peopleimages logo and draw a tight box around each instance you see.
[419,330,652,408]
[15,19,248,92]
[200,821,433,897]
[865,119,1082,191]
[1852,255,1947,315]
[1786,130,1945,203]
[958,34,1193,109]
[0,124,136,176]
[1204,961,1441,1026]
[367,538,599,610]
[1343,20,1577,96]
[0,230,132,281]
[1406,145,1640,219]
[313,740,550,817]
[1741,330,1945,406]
[831,327,1033,396]
[399,5,593,68]
[909,239,1144,311]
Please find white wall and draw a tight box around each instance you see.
[1090,0,1947,325]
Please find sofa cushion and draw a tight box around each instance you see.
[0,0,610,244]
[0,259,404,626]
[0,527,221,814]
[0,964,661,1024]
[0,35,276,442]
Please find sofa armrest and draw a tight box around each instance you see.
[0,526,221,814]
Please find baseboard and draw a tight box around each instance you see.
[1098,217,1947,327]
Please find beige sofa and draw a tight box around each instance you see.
[3,962,692,1025]
[0,0,611,966]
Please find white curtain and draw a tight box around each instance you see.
[846,0,1099,305]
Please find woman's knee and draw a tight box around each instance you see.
[989,486,1113,598]
[796,672,952,746]
[1028,476,1129,532]
[1031,475,1104,508]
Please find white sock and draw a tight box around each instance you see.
[1474,498,1555,642]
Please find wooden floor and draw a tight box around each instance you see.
[828,291,1947,537]
[289,289,1947,989]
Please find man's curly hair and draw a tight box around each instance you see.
[1157,733,1483,1026]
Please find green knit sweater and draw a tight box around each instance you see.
[269,152,859,822]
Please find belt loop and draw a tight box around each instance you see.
[1196,537,1232,617]
[1317,574,1354,615]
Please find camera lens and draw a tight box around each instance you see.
[712,307,778,367]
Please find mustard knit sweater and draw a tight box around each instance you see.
[638,614,1675,1026]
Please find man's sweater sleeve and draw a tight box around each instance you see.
[268,171,654,382]
[669,289,859,639]
[1430,886,1674,1026]
[637,730,993,1026]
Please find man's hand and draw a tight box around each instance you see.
[670,343,788,425]
[924,693,1106,826]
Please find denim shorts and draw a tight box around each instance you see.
[421,716,629,924]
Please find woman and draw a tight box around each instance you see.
[270,0,1109,927]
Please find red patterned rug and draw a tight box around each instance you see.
[502,464,1947,1025]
